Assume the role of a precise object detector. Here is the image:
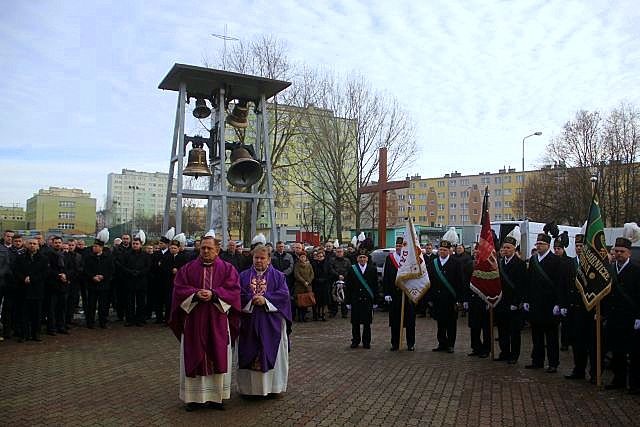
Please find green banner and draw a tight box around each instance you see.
[576,183,612,311]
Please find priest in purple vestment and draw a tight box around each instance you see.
[237,244,292,396]
[168,235,241,411]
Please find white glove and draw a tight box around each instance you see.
[346,304,351,310]
[523,303,530,312]
[553,305,561,316]
[510,305,518,311]
[560,308,568,317]
[384,295,392,303]
[462,302,469,311]
[373,304,378,309]
[485,304,491,311]
[634,319,640,330]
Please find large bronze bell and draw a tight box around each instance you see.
[227,146,263,186]
[226,100,249,128]
[183,141,212,178]
[192,98,211,119]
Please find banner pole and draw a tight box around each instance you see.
[596,301,602,388]
[490,306,495,360]
[400,293,406,350]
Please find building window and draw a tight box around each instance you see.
[449,203,457,209]
[460,191,469,198]
[495,201,502,208]
[58,212,76,219]
[420,182,427,188]
[449,215,456,222]
[461,215,469,222]
[494,189,502,196]
[460,179,469,185]
[59,201,75,208]
[437,180,445,187]
[438,204,445,211]
[419,205,427,211]
[517,175,524,183]
[438,215,445,222]
[437,192,445,198]
[481,177,490,184]
[503,176,511,183]
[494,177,502,184]
[57,223,75,230]
[398,194,405,200]
[419,194,427,200]
[449,179,457,186]
[449,192,456,198]
[504,189,512,195]
[516,188,523,194]
[504,201,512,207]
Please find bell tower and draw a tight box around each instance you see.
[158,63,291,246]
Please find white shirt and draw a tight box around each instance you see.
[358,263,367,274]
[439,255,449,266]
[537,249,551,263]
[617,258,630,274]
[504,255,514,265]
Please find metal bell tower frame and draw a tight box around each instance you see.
[158,63,291,246]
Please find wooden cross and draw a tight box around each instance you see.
[358,147,410,248]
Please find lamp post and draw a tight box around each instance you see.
[128,185,139,231]
[521,131,542,220]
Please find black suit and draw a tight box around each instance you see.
[383,253,416,350]
[14,251,49,339]
[606,260,640,388]
[426,255,464,350]
[122,250,151,325]
[345,262,377,347]
[496,255,527,361]
[83,251,114,327]
[525,251,569,368]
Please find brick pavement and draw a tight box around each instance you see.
[1,313,639,426]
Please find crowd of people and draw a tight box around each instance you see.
[1,223,639,405]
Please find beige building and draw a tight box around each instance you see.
[26,187,96,235]
[106,169,170,227]
[0,205,26,232]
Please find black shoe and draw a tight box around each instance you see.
[507,359,518,365]
[390,346,399,351]
[363,344,370,349]
[478,353,489,359]
[468,351,480,357]
[407,346,415,351]
[350,343,359,349]
[205,401,225,410]
[32,336,42,342]
[100,324,108,329]
[564,373,585,380]
[58,329,69,335]
[494,355,509,361]
[47,330,56,336]
[125,322,135,327]
[628,388,640,395]
[525,364,543,369]
[184,402,201,412]
[87,324,95,329]
[16,337,24,343]
[545,367,558,373]
[432,347,446,352]
[447,348,454,353]
[605,383,625,390]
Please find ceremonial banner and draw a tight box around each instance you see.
[396,217,430,304]
[470,187,502,307]
[576,183,611,311]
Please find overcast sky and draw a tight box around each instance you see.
[1,0,639,208]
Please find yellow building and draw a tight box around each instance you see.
[0,205,26,232]
[26,187,96,235]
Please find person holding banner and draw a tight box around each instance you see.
[345,250,377,349]
[383,237,416,351]
[605,231,640,392]
[496,227,527,364]
[427,233,464,354]
[564,233,599,382]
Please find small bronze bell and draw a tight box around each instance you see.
[183,141,212,178]
[192,98,211,119]
[227,146,263,186]
[226,100,249,128]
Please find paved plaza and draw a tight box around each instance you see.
[1,313,639,426]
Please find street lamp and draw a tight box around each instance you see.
[521,131,542,220]
[128,185,140,231]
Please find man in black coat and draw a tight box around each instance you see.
[564,234,600,382]
[13,238,49,341]
[122,237,151,326]
[329,247,352,318]
[159,240,189,323]
[383,237,416,351]
[460,244,489,358]
[523,232,569,373]
[112,234,131,321]
[604,236,640,392]
[83,238,114,328]
[426,240,465,353]
[46,236,71,335]
[345,251,377,349]
[220,240,244,272]
[496,236,527,364]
